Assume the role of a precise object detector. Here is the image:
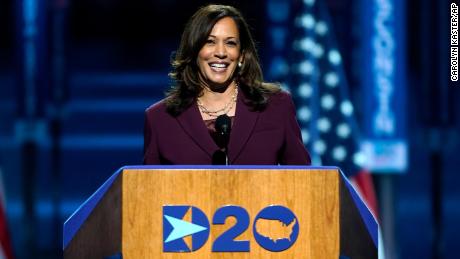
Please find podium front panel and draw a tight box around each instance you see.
[121,168,340,258]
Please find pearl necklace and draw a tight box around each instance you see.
[197,85,238,118]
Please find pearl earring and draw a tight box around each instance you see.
[238,61,243,68]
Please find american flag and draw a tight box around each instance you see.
[285,0,378,216]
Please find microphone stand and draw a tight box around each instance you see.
[223,137,229,165]
[215,114,231,165]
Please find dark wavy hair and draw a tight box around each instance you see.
[165,4,280,116]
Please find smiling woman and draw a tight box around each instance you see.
[143,4,311,165]
[197,17,242,90]
[196,17,242,119]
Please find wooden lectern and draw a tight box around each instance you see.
[63,166,378,259]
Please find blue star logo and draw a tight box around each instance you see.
[163,206,210,252]
[163,215,207,243]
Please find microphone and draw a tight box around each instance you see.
[215,114,231,138]
[215,114,231,165]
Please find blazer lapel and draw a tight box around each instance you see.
[228,90,259,163]
[176,102,219,157]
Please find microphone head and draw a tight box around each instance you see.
[215,114,231,135]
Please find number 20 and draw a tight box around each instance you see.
[212,205,250,252]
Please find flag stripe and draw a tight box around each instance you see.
[350,171,379,219]
[0,168,13,259]
[0,203,13,259]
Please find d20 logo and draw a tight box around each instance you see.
[162,205,299,253]
[253,205,299,252]
[163,206,210,252]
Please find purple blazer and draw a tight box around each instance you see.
[143,90,311,165]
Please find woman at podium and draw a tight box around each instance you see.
[143,4,311,165]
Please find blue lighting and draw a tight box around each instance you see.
[315,21,328,35]
[267,0,290,22]
[328,49,342,65]
[361,0,407,172]
[23,0,38,117]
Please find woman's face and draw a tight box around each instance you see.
[197,17,242,89]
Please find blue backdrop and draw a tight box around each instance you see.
[0,0,458,258]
